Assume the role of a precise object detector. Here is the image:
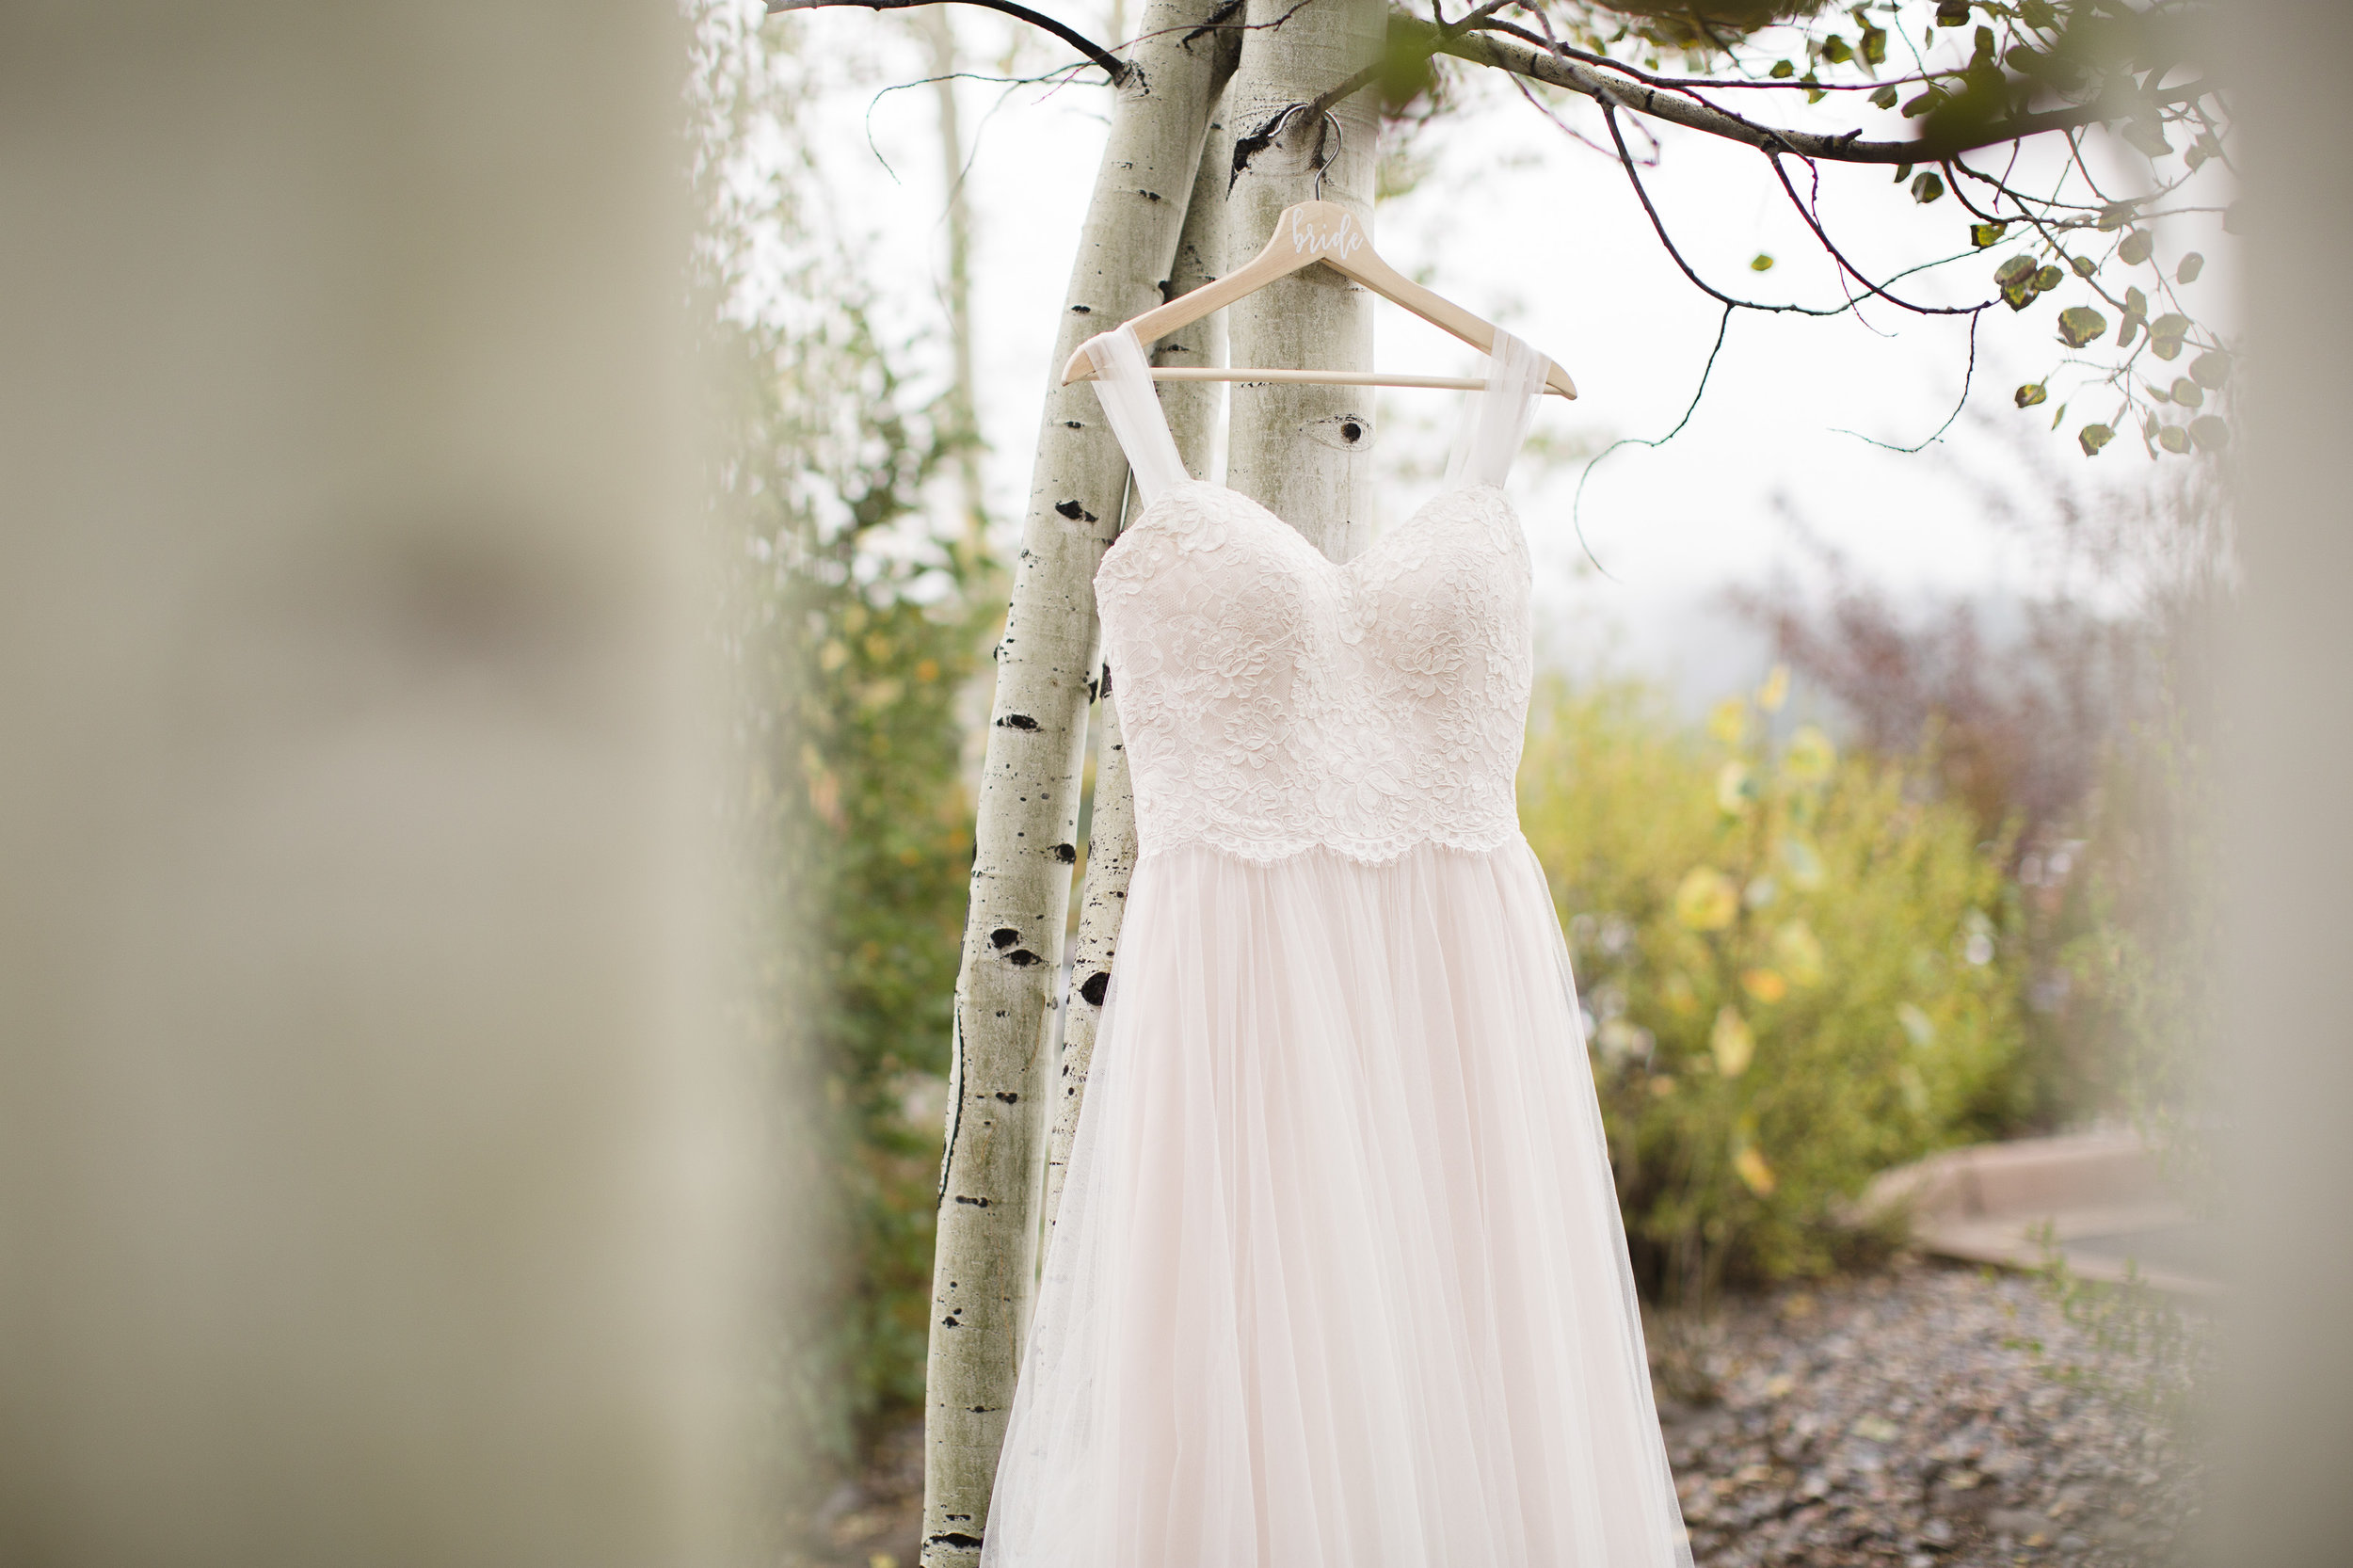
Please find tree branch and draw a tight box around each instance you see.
[1402,15,2217,166]
[768,0,1129,84]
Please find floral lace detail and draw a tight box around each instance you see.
[1096,479,1532,866]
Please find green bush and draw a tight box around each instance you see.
[1519,673,2028,1301]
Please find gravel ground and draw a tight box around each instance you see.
[1656,1257,2204,1568]
[796,1257,2205,1567]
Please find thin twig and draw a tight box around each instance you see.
[1834,312,1983,453]
[1569,303,1736,578]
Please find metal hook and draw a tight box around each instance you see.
[1255,102,1344,200]
[1310,108,1343,200]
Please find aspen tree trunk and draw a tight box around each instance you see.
[1224,0,1385,555]
[920,8,1237,1561]
[1046,104,1233,1234]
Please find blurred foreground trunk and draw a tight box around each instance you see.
[0,7,756,1566]
[2214,2,2353,1562]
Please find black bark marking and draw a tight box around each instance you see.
[989,926,1019,950]
[1138,188,1163,201]
[993,1091,1020,1104]
[997,712,1041,730]
[929,1533,986,1551]
[1069,304,1092,314]
[1052,842,1077,864]
[1098,663,1113,701]
[952,1193,990,1207]
[1080,971,1112,1007]
[1341,420,1363,441]
[1054,499,1099,522]
[1064,420,1084,428]
[1006,949,1043,968]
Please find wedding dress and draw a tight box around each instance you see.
[981,324,1691,1568]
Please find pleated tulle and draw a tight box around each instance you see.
[984,840,1692,1568]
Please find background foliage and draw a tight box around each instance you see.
[1521,672,2028,1302]
[689,0,993,1515]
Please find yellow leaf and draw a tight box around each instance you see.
[1784,724,1837,783]
[1734,1144,1777,1195]
[1708,696,1747,747]
[1674,867,1740,931]
[1758,663,1791,712]
[1740,968,1789,1004]
[1711,1006,1755,1077]
[1774,921,1826,986]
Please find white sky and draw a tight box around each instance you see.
[782,4,2232,709]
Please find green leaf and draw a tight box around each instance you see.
[1751,253,1776,272]
[2146,380,2171,405]
[2148,313,2191,360]
[2126,286,2149,315]
[2096,201,2137,232]
[1769,58,1795,79]
[1993,254,2039,311]
[1802,72,1825,104]
[2157,424,2191,455]
[2070,255,2096,277]
[1971,221,2008,248]
[2079,423,2114,456]
[2020,0,2056,26]
[2014,382,2048,408]
[2052,401,2069,430]
[1862,26,1887,66]
[1894,162,1913,184]
[1973,24,1996,60]
[2178,252,2205,284]
[2190,415,2230,453]
[1934,0,1970,24]
[1822,34,1852,64]
[1912,171,1946,205]
[2119,231,2154,265]
[2033,264,2064,292]
[2057,306,2107,349]
[1871,84,1898,109]
[2191,348,2233,388]
[1902,88,1946,120]
[2169,376,2204,408]
[2124,120,2171,159]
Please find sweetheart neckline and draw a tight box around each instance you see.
[1100,477,1515,581]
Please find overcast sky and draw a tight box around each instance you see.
[780,4,2231,708]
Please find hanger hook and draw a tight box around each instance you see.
[1310,108,1342,200]
[1257,102,1344,200]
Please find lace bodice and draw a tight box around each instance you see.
[1083,323,1548,865]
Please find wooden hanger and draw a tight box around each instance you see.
[1061,198,1577,400]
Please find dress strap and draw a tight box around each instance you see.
[1081,325,1192,507]
[1442,327,1548,491]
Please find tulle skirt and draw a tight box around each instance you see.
[983,840,1691,1568]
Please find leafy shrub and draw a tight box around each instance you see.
[1519,672,2028,1302]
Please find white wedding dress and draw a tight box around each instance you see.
[981,325,1691,1568]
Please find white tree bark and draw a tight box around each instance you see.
[1224,0,1385,557]
[1046,103,1234,1235]
[920,8,1238,1562]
